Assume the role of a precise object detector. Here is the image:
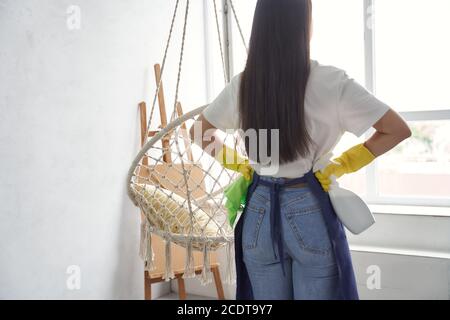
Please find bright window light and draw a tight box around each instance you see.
[375,0,450,111]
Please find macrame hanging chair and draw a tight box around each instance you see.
[127,0,248,285]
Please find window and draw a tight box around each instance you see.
[374,0,450,112]
[366,0,450,206]
[224,0,450,207]
[310,0,365,85]
[377,120,450,199]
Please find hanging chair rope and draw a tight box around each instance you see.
[170,0,190,122]
[147,0,181,133]
[129,0,249,285]
[229,0,249,54]
[128,105,237,242]
[170,0,196,248]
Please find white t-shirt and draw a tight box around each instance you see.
[202,60,390,178]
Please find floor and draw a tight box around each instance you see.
[156,292,217,300]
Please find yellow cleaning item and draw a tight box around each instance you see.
[215,145,253,181]
[315,143,376,192]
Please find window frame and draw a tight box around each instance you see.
[363,0,450,207]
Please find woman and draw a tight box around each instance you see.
[190,0,411,300]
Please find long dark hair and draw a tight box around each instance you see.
[239,0,313,165]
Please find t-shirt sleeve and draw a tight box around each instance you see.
[337,72,390,137]
[202,73,241,131]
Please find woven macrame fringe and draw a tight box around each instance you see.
[200,242,213,285]
[163,238,175,281]
[182,240,196,279]
[140,221,155,272]
[224,240,236,285]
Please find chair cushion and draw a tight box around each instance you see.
[131,183,229,249]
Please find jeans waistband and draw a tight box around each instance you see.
[255,172,309,187]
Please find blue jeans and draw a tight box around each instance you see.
[242,175,341,300]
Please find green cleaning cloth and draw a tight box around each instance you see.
[224,172,254,228]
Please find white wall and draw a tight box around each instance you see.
[348,210,450,300]
[0,0,208,299]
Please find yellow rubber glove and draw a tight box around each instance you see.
[216,145,253,181]
[315,143,376,192]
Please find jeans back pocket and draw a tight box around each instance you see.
[284,191,332,255]
[242,205,265,250]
